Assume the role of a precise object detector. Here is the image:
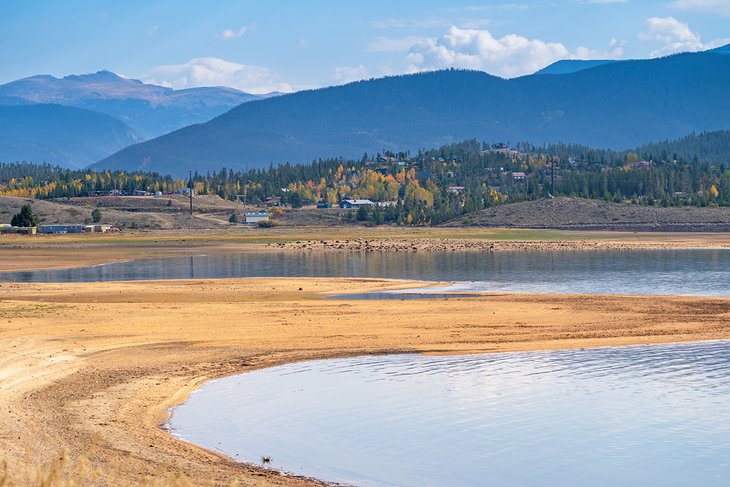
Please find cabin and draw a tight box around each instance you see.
[339,199,375,209]
[244,212,270,224]
[263,197,282,207]
[512,172,527,182]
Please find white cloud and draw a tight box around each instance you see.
[405,26,622,78]
[458,18,492,29]
[669,0,730,16]
[143,57,293,94]
[333,65,370,84]
[367,36,429,52]
[217,23,256,41]
[639,16,730,56]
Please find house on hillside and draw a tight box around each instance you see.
[339,199,375,209]
[630,160,654,171]
[512,172,526,182]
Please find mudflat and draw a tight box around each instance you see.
[1,277,729,485]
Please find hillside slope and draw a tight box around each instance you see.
[0,195,233,230]
[445,197,730,231]
[94,48,730,175]
[534,59,616,75]
[0,104,140,168]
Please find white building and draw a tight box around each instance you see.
[244,212,270,224]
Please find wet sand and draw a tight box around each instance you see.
[1,277,729,485]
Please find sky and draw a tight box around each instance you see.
[1,0,729,93]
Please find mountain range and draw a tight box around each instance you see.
[94,46,730,175]
[0,71,266,167]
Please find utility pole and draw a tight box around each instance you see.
[551,157,556,195]
[189,170,193,216]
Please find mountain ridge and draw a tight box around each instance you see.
[0,70,265,138]
[93,49,730,175]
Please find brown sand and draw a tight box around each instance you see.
[1,277,729,485]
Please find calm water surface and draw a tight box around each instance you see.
[1,249,728,296]
[170,341,730,487]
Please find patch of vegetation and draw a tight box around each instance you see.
[10,204,38,227]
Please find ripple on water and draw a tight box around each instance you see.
[170,340,730,487]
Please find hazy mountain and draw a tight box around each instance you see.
[0,104,140,168]
[534,59,616,75]
[0,71,264,138]
[93,47,730,175]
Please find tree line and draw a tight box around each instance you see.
[1,132,729,226]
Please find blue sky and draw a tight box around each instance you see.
[1,0,729,93]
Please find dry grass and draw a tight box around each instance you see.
[1,450,198,487]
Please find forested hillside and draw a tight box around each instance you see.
[0,104,140,168]
[95,48,730,174]
[4,133,730,226]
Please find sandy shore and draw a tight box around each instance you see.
[1,277,729,485]
[1,228,729,273]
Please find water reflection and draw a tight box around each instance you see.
[170,341,730,487]
[1,249,728,297]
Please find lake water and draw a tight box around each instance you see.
[1,249,729,296]
[169,341,730,487]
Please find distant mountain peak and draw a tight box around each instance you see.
[63,70,127,83]
[711,43,730,55]
[0,69,265,143]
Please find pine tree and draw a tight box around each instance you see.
[11,204,39,227]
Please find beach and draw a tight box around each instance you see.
[1,273,729,485]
